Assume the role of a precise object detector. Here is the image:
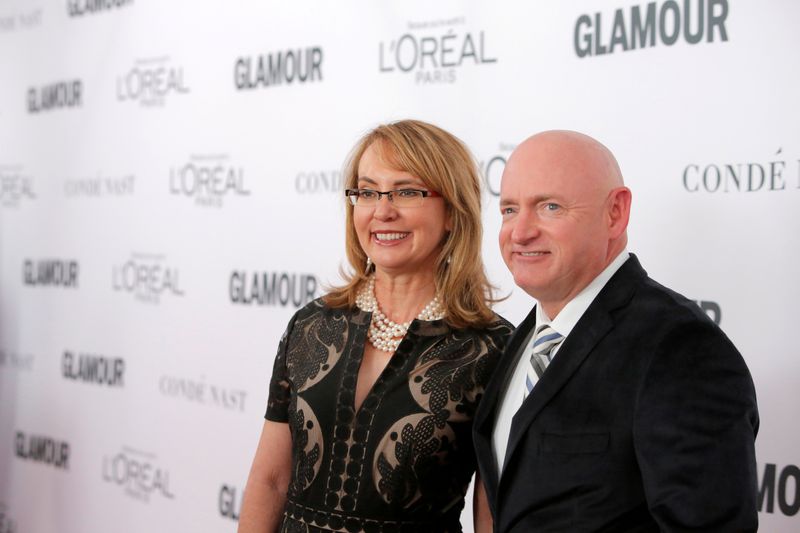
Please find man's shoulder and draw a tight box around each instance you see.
[609,266,748,382]
[619,270,735,355]
[637,273,711,323]
[610,255,714,327]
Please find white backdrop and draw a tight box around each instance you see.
[1,1,798,531]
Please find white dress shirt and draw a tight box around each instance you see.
[492,250,630,474]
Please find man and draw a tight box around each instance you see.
[473,130,759,532]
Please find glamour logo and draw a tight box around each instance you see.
[64,174,135,197]
[1,166,36,208]
[229,271,318,308]
[379,18,497,84]
[295,170,342,194]
[234,47,323,90]
[0,7,42,33]
[682,148,800,193]
[479,143,516,197]
[0,350,35,372]
[15,431,70,470]
[169,154,250,207]
[62,350,125,387]
[68,0,133,17]
[219,484,243,521]
[0,502,17,533]
[159,375,247,412]
[23,259,79,288]
[102,446,175,502]
[692,300,721,325]
[116,56,189,107]
[112,253,184,304]
[27,80,82,113]
[758,463,799,517]
[574,0,729,58]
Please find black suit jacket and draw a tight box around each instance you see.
[474,255,759,532]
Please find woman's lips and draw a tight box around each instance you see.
[373,232,410,243]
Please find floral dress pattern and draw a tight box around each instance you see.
[266,298,513,533]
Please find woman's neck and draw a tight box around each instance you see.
[372,270,437,324]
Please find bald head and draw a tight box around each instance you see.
[509,130,624,193]
[499,130,632,317]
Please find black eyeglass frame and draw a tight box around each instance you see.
[344,188,442,206]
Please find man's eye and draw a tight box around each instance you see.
[500,207,515,215]
[543,203,560,211]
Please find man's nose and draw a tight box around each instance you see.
[511,209,541,242]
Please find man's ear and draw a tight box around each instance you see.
[607,187,632,239]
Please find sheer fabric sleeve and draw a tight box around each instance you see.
[264,315,297,422]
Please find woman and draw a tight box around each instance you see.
[239,120,512,533]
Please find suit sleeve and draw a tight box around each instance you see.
[633,318,759,532]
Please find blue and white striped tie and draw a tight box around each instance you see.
[524,325,563,397]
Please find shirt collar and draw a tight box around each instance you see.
[537,250,630,336]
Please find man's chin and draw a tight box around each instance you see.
[513,276,547,299]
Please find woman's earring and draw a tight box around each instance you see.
[365,257,372,274]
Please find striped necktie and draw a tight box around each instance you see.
[524,325,564,397]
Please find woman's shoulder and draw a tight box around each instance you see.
[461,313,515,344]
[487,312,515,334]
[291,296,353,320]
[420,314,514,391]
[427,313,514,359]
[282,297,359,337]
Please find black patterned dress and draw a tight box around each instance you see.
[265,298,513,533]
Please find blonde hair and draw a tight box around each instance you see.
[324,119,498,329]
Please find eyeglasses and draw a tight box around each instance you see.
[345,188,442,208]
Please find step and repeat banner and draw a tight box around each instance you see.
[1,1,798,531]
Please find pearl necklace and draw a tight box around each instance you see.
[355,275,445,352]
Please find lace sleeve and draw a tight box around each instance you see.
[264,316,296,422]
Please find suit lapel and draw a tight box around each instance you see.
[473,306,538,501]
[501,308,614,472]
[475,306,537,435]
[500,255,645,476]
